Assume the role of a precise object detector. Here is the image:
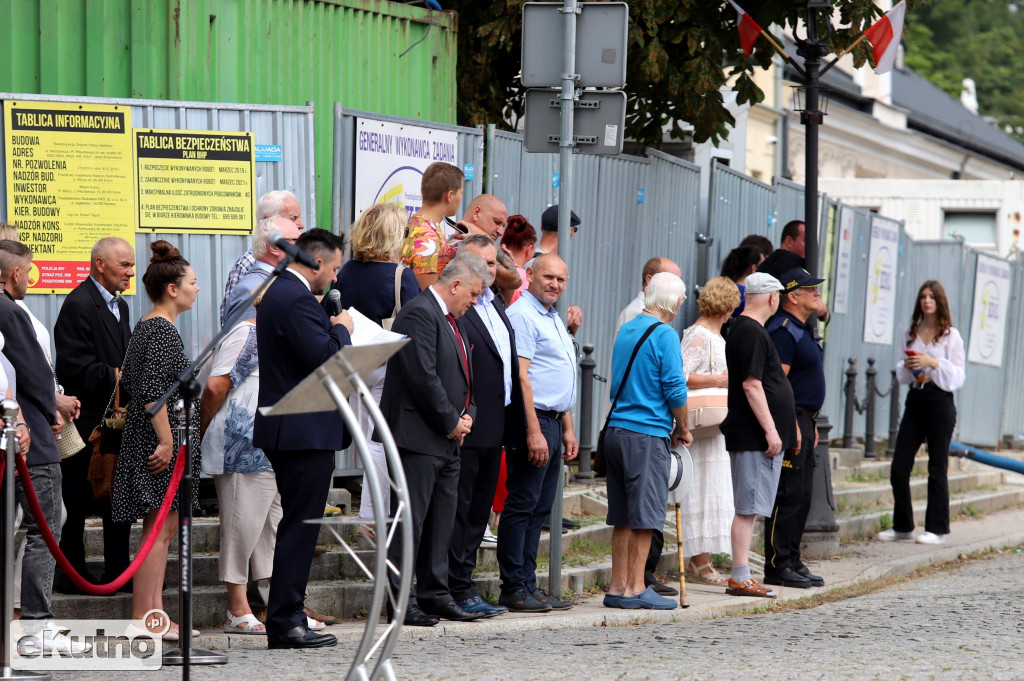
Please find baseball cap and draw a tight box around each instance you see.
[779,268,825,292]
[744,272,785,294]
[540,205,581,232]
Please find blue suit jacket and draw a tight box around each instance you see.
[253,269,352,452]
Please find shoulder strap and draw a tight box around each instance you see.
[603,321,662,428]
[393,264,406,316]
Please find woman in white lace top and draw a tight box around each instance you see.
[878,280,965,546]
[680,277,741,584]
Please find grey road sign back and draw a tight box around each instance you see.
[521,2,629,88]
[523,89,626,155]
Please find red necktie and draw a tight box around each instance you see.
[446,313,472,411]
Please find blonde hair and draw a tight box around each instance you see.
[0,223,20,241]
[350,203,408,262]
[698,276,741,318]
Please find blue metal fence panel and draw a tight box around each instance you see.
[1002,256,1024,440]
[706,161,777,284]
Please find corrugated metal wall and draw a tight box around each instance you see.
[333,106,484,232]
[773,176,806,228]
[705,161,776,283]
[0,0,458,231]
[1002,256,1024,439]
[1,92,316,364]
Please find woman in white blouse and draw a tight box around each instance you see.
[878,281,965,545]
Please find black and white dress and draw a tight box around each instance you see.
[112,317,201,522]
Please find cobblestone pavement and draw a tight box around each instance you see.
[45,549,1024,681]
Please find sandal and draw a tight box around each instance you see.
[356,525,376,549]
[686,557,728,585]
[306,616,326,631]
[726,577,777,598]
[224,611,266,635]
[163,623,201,641]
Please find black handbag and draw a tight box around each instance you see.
[593,321,662,476]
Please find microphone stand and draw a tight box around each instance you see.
[148,253,302,676]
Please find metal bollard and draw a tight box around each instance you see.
[864,358,877,458]
[842,358,858,448]
[886,370,900,456]
[576,344,596,481]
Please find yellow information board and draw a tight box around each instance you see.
[3,100,135,294]
[135,129,255,234]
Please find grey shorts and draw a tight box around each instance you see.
[730,450,783,517]
[604,427,670,531]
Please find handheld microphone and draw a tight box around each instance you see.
[268,230,320,270]
[326,288,343,316]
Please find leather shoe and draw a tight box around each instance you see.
[422,602,485,622]
[763,567,813,589]
[498,589,552,613]
[389,604,439,627]
[646,579,679,596]
[795,565,824,587]
[303,606,337,626]
[457,596,507,617]
[267,625,337,649]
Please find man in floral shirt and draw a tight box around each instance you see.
[401,162,464,290]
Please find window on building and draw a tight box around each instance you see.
[943,211,996,246]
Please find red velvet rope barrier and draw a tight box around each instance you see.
[13,444,188,595]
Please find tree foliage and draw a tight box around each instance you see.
[903,0,1024,141]
[450,0,897,147]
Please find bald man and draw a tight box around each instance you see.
[437,194,521,301]
[54,237,136,591]
[615,258,683,333]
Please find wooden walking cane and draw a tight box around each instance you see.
[675,502,689,607]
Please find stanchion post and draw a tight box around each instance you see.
[864,358,877,459]
[842,358,857,449]
[575,344,596,482]
[886,370,900,456]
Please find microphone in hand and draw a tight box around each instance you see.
[326,289,343,316]
[268,230,320,270]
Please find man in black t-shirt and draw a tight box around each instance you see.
[720,272,798,599]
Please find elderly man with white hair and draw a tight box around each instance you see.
[220,190,305,326]
[221,215,302,328]
[602,272,692,611]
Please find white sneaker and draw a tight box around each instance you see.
[17,622,93,655]
[480,529,499,547]
[877,528,914,542]
[915,531,945,545]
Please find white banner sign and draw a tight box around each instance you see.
[354,118,458,221]
[863,215,900,344]
[833,205,855,314]
[967,254,1011,366]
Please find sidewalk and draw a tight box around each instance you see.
[196,505,1024,649]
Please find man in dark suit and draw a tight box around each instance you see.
[0,240,68,637]
[54,237,135,591]
[253,228,353,650]
[380,253,490,627]
[447,235,525,617]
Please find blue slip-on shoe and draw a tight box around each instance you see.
[603,593,623,608]
[456,596,508,618]
[618,586,678,610]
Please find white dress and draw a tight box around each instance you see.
[680,324,734,557]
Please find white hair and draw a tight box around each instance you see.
[257,190,297,220]
[439,253,489,288]
[252,215,279,258]
[644,272,687,314]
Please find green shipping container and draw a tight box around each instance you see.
[0,0,458,230]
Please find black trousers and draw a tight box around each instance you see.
[890,384,956,535]
[265,448,335,635]
[764,411,816,572]
[388,447,461,612]
[58,447,131,582]
[448,444,502,602]
[644,529,664,583]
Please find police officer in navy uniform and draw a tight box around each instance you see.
[762,268,827,589]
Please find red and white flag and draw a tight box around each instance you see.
[864,1,906,74]
[727,0,764,58]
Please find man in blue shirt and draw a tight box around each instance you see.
[764,268,827,590]
[498,254,579,612]
[603,273,692,610]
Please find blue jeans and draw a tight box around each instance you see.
[16,462,62,620]
[497,412,562,594]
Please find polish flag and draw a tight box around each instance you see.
[864,1,907,74]
[727,0,764,58]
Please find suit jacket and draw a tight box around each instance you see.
[461,298,526,450]
[54,278,131,441]
[253,269,352,452]
[0,293,58,465]
[379,289,475,457]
